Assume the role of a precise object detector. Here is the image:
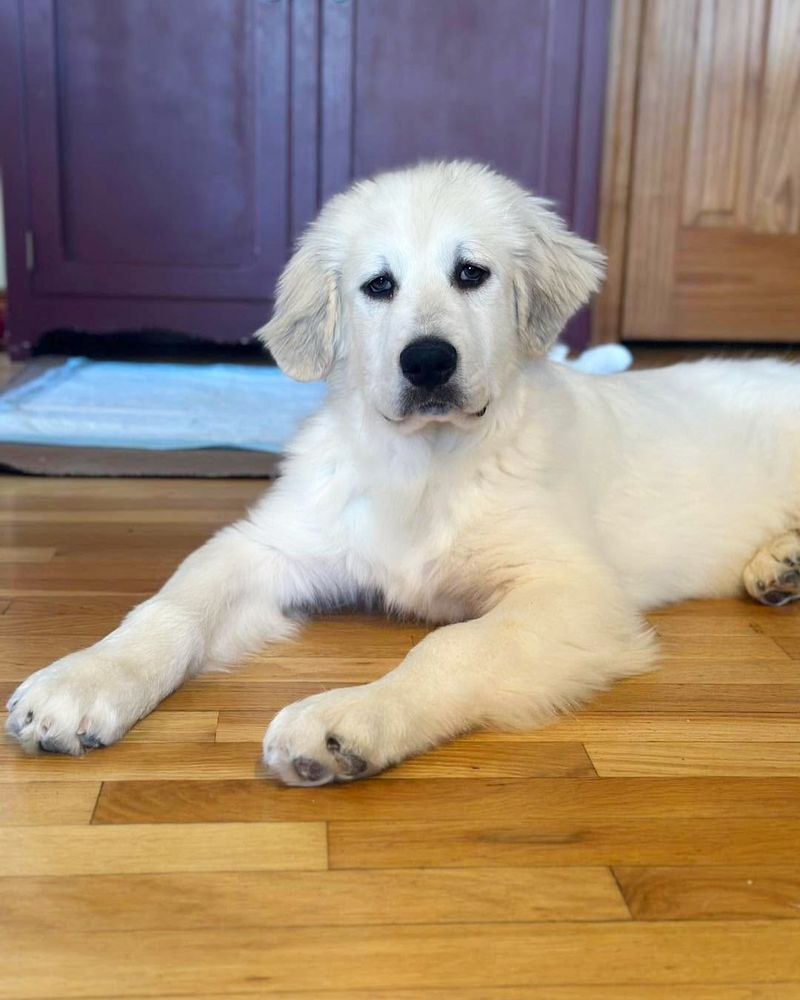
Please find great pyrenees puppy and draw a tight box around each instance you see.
[6,162,800,785]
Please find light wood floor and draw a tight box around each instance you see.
[1,475,800,999]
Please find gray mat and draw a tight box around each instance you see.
[0,442,279,478]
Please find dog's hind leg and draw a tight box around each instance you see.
[742,530,800,606]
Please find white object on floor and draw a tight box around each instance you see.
[549,342,633,375]
[0,358,327,452]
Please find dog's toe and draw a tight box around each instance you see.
[262,689,388,787]
[292,756,330,784]
[743,531,800,607]
[326,735,368,776]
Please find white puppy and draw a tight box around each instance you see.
[6,162,800,785]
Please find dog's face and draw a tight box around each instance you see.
[258,162,604,431]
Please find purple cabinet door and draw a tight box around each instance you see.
[1,0,608,357]
[320,0,610,345]
[321,0,608,237]
[22,0,293,300]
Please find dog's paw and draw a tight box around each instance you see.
[743,531,800,607]
[5,650,142,755]
[263,685,400,786]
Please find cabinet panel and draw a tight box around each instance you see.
[619,0,800,342]
[23,0,293,299]
[321,0,602,231]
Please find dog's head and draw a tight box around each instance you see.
[257,162,604,430]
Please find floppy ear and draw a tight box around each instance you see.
[256,237,340,381]
[513,198,606,355]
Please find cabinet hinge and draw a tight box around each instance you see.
[25,230,35,272]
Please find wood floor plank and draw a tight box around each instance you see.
[0,782,100,826]
[1,594,141,635]
[1,922,798,997]
[5,677,784,716]
[0,522,222,550]
[774,636,800,660]
[381,740,595,779]
[647,613,771,636]
[614,865,800,920]
[0,822,326,876]
[328,817,800,868]
[151,679,357,713]
[649,633,791,661]
[0,677,337,716]
[0,507,243,524]
[0,740,269,782]
[97,989,800,1000]
[0,866,629,931]
[586,742,800,776]
[93,776,800,824]
[0,710,218,743]
[218,710,800,743]
[235,655,394,682]
[0,546,56,564]
[588,683,800,713]
[125,711,219,743]
[751,615,800,639]
[0,476,261,507]
[630,659,800,683]
[0,551,195,593]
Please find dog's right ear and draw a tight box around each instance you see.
[256,235,340,382]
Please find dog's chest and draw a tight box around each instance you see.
[339,478,483,620]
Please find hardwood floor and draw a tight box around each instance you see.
[1,475,800,998]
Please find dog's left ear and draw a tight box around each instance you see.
[514,198,606,354]
[256,235,340,381]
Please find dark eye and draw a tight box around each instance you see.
[362,273,395,300]
[455,262,490,290]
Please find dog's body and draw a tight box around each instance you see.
[7,162,800,784]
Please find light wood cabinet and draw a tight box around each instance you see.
[596,0,800,344]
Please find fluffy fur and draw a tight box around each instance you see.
[6,162,800,785]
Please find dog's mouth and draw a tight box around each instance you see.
[383,387,489,424]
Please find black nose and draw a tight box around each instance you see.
[399,337,458,390]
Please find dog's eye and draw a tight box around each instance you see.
[362,273,395,300]
[455,262,490,290]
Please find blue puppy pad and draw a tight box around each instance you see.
[0,358,327,453]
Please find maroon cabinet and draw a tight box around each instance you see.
[0,0,610,358]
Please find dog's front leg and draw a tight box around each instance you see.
[264,575,656,785]
[5,508,337,756]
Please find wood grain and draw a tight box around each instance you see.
[613,0,800,342]
[2,472,799,996]
[0,822,326,876]
[586,741,800,777]
[592,0,643,344]
[623,0,698,338]
[614,865,800,920]
[92,775,800,825]
[0,781,99,826]
[2,922,798,998]
[329,817,800,869]
[0,866,629,931]
[92,990,800,1000]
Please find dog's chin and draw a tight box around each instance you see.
[381,392,489,430]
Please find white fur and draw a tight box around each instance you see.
[6,162,800,785]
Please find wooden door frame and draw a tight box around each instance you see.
[592,0,644,345]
